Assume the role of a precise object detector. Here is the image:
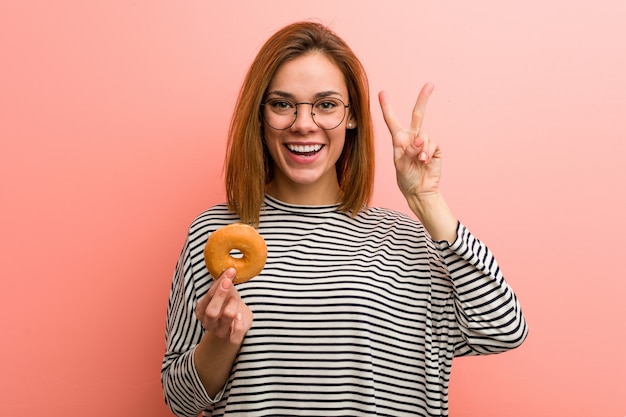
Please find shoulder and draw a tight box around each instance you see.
[358,206,424,230]
[315,206,428,246]
[190,202,235,227]
[186,203,240,246]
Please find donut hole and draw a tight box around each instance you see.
[229,249,243,259]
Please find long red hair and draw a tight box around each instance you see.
[225,21,374,225]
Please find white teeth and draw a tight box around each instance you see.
[287,144,322,153]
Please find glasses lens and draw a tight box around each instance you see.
[262,98,348,130]
[311,98,346,130]
[263,99,295,130]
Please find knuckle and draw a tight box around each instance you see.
[205,307,220,321]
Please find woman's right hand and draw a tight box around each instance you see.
[195,267,253,345]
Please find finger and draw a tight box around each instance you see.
[209,267,237,299]
[418,131,429,162]
[195,267,236,321]
[205,270,236,317]
[213,296,240,339]
[230,313,246,345]
[200,269,237,326]
[419,131,441,164]
[410,83,435,134]
[196,294,209,322]
[378,90,402,137]
[220,284,240,320]
[398,129,429,163]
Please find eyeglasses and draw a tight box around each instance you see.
[261,97,350,130]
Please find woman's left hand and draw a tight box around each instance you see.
[378,83,442,199]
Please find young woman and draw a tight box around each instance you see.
[162,21,528,417]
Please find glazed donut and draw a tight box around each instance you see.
[204,223,267,284]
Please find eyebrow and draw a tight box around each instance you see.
[265,90,345,100]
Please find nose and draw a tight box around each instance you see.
[290,103,318,131]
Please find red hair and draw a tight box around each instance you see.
[225,21,374,225]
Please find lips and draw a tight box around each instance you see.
[286,144,323,156]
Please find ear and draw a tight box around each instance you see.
[346,115,357,130]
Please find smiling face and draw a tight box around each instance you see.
[262,52,355,205]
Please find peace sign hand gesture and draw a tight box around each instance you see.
[378,83,441,199]
[378,83,457,243]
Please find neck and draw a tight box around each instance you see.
[266,178,341,206]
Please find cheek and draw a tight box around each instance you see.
[330,130,347,148]
[262,129,282,158]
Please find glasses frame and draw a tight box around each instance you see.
[260,97,350,131]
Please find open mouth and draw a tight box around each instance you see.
[286,144,323,157]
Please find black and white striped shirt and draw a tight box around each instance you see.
[162,195,527,416]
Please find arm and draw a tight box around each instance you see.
[378,84,456,243]
[162,244,212,417]
[379,84,527,353]
[193,269,251,396]
[437,222,528,354]
[162,240,252,417]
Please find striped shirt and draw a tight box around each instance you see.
[162,195,528,416]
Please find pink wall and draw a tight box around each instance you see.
[1,1,625,415]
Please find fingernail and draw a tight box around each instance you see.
[419,152,427,161]
[222,278,232,290]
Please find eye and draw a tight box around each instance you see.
[315,98,340,113]
[267,99,294,113]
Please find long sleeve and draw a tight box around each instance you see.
[161,200,528,416]
[435,222,528,356]
[161,239,216,417]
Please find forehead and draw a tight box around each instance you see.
[267,53,348,99]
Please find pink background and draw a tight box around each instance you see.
[1,1,625,416]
